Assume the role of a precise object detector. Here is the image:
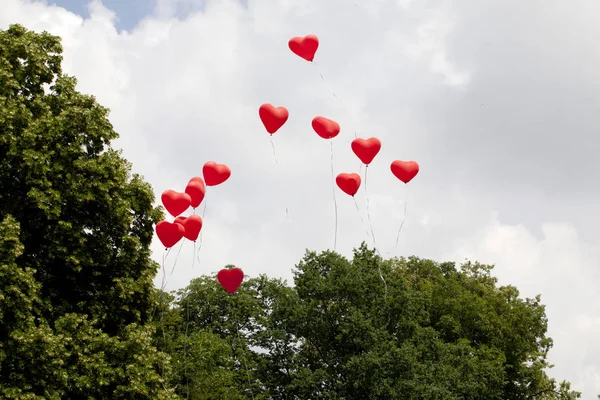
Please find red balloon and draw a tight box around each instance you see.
[390,160,419,184]
[259,104,289,134]
[161,190,191,217]
[203,161,231,186]
[217,267,244,293]
[174,215,203,241]
[351,137,381,165]
[312,116,340,139]
[288,34,319,62]
[185,177,206,208]
[155,220,185,248]
[336,173,361,196]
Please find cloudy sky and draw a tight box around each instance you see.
[3,0,600,396]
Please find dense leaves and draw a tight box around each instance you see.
[0,24,174,398]
[157,246,581,399]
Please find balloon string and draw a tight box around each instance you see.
[234,296,255,400]
[312,61,359,139]
[157,240,185,361]
[159,242,184,381]
[168,240,185,279]
[384,188,409,255]
[237,328,255,400]
[184,285,191,400]
[196,196,208,265]
[364,166,387,296]
[183,237,199,398]
[150,247,172,323]
[285,200,290,223]
[152,238,184,304]
[269,136,291,222]
[329,140,338,251]
[375,253,387,297]
[352,196,370,239]
[158,247,171,381]
[365,166,377,249]
[192,240,196,270]
[159,247,172,294]
[269,136,278,164]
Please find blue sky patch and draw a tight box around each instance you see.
[49,0,155,31]
[49,0,247,31]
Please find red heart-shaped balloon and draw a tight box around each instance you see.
[185,177,206,208]
[390,160,420,184]
[336,173,361,197]
[259,104,289,134]
[217,267,244,293]
[203,161,231,187]
[161,190,192,217]
[175,215,203,241]
[288,34,319,62]
[351,137,382,165]
[155,220,185,248]
[312,116,340,139]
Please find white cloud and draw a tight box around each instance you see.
[445,214,600,397]
[3,0,600,397]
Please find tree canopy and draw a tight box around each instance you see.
[156,246,581,399]
[0,23,585,399]
[0,24,174,399]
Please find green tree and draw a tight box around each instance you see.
[282,244,580,399]
[153,287,246,399]
[0,24,175,398]
[171,245,581,399]
[155,270,299,399]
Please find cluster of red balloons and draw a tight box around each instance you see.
[259,34,420,199]
[154,34,422,295]
[155,161,231,247]
[154,162,242,292]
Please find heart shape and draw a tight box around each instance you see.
[203,161,231,187]
[390,160,419,184]
[217,267,244,294]
[336,173,361,197]
[312,116,340,139]
[155,220,185,248]
[259,104,289,134]
[351,137,381,165]
[185,177,206,208]
[288,34,319,62]
[161,190,192,217]
[175,215,203,241]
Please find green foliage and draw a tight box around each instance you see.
[161,244,581,399]
[0,24,174,398]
